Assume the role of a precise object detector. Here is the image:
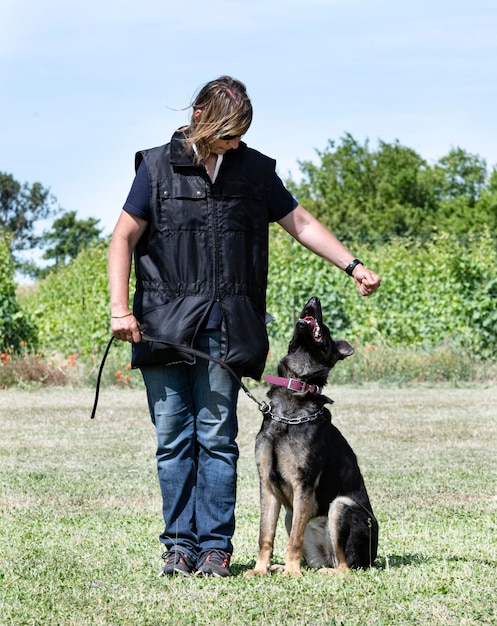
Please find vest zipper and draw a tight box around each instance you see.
[211,183,221,303]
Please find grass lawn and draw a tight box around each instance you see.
[1,383,496,625]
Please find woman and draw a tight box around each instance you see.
[108,76,381,578]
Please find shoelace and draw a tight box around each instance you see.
[162,550,189,565]
[201,549,230,566]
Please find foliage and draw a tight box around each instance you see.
[436,147,488,203]
[289,135,497,241]
[41,210,103,271]
[19,238,113,359]
[0,174,104,278]
[266,227,497,360]
[0,171,59,254]
[0,231,38,353]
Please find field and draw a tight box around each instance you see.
[1,383,496,625]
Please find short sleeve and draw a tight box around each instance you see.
[268,174,298,222]
[123,160,150,221]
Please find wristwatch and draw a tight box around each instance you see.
[344,258,363,276]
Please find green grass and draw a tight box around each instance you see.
[1,384,496,625]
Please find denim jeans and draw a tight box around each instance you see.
[140,330,240,561]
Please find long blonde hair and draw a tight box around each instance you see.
[185,76,253,162]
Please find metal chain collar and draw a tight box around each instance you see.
[262,403,325,425]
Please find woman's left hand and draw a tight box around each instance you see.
[352,265,382,296]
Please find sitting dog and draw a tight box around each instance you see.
[245,296,378,577]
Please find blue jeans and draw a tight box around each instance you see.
[140,331,240,561]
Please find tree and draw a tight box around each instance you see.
[435,148,488,204]
[287,134,376,238]
[41,210,103,268]
[370,140,438,237]
[288,136,495,241]
[289,135,438,240]
[0,172,59,253]
[432,148,493,235]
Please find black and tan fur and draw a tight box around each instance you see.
[245,297,378,577]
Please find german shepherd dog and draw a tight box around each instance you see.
[245,297,378,577]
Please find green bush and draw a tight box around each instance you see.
[266,228,497,359]
[18,229,497,382]
[0,231,38,353]
[19,239,113,358]
[18,238,137,387]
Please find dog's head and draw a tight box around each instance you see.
[283,296,354,385]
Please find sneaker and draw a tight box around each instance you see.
[158,550,196,577]
[196,549,231,577]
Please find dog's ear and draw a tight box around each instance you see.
[335,340,354,359]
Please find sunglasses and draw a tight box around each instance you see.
[219,134,242,141]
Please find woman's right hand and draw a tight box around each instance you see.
[110,313,142,343]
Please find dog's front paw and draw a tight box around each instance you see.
[244,567,269,579]
[282,564,302,576]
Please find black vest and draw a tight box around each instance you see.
[131,131,276,379]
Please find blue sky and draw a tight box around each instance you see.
[1,0,497,237]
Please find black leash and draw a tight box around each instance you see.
[90,335,115,420]
[90,330,268,419]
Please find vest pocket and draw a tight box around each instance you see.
[157,177,208,231]
[220,181,266,231]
